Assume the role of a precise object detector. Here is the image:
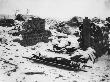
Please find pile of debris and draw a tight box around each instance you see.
[0,15,110,72]
[12,16,52,46]
[0,19,15,27]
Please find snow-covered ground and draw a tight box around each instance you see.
[0,42,110,82]
[0,28,110,82]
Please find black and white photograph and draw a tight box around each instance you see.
[0,0,110,82]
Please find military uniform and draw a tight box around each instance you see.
[82,17,91,50]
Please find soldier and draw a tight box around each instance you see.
[81,17,91,50]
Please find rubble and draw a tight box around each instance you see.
[0,15,110,82]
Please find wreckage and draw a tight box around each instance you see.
[24,46,96,72]
[2,16,109,72]
[22,17,97,71]
[23,31,96,72]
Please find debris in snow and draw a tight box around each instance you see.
[0,15,110,82]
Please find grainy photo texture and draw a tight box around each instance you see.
[0,0,110,82]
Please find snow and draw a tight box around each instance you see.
[0,24,110,82]
[0,43,110,82]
